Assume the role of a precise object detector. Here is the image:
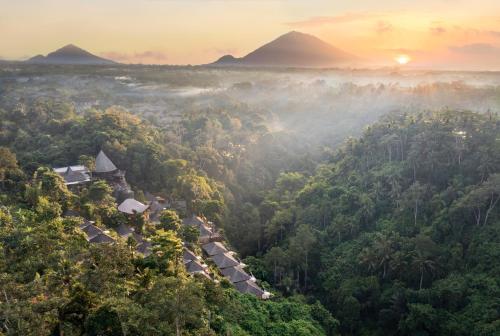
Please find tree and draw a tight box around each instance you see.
[29,167,72,209]
[86,180,113,202]
[181,225,199,244]
[411,251,437,290]
[151,229,183,274]
[0,147,24,191]
[289,224,317,290]
[58,283,93,334]
[159,209,181,232]
[360,233,395,279]
[400,182,428,228]
[264,246,288,286]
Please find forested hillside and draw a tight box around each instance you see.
[0,89,499,335]
[238,110,500,335]
[0,101,336,335]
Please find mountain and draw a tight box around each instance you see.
[213,31,358,68]
[26,44,116,65]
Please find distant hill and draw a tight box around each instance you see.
[26,44,116,65]
[213,31,358,68]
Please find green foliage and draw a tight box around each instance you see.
[158,209,181,232]
[246,111,500,334]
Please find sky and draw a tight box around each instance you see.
[2,0,500,69]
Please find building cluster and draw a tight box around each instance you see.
[55,151,155,254]
[183,216,271,299]
[54,151,270,299]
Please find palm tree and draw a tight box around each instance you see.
[411,252,437,290]
[360,234,394,279]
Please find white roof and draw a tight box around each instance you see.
[118,198,149,214]
[53,165,89,174]
[95,150,117,173]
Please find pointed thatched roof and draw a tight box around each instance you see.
[118,198,149,214]
[202,242,228,256]
[211,252,239,269]
[221,265,251,283]
[95,150,118,173]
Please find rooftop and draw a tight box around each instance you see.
[211,252,239,269]
[202,242,228,256]
[118,198,149,214]
[95,150,118,173]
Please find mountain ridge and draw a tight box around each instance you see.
[213,31,358,68]
[26,44,116,65]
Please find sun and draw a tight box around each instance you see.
[395,54,411,65]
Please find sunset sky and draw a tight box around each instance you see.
[2,0,500,69]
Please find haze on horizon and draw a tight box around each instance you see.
[2,0,500,70]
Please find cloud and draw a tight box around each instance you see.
[375,21,393,34]
[285,13,377,28]
[428,20,446,35]
[449,43,500,54]
[430,26,446,35]
[100,50,168,64]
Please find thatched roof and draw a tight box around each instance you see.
[137,241,152,256]
[202,242,228,256]
[118,198,149,214]
[183,248,199,263]
[234,280,265,298]
[54,166,91,185]
[88,233,115,244]
[115,223,133,237]
[185,260,207,273]
[182,215,206,227]
[199,224,213,238]
[54,165,89,174]
[81,224,103,239]
[211,252,239,269]
[95,150,118,173]
[221,265,251,283]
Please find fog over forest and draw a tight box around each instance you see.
[2,65,500,149]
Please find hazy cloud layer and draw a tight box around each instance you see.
[375,21,393,34]
[449,43,500,54]
[285,13,378,28]
[100,50,168,64]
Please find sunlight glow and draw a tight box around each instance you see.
[395,55,411,65]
